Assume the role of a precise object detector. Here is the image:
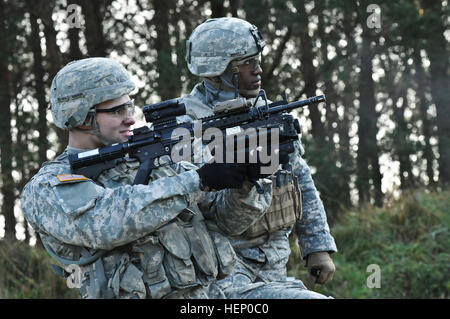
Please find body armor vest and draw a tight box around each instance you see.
[244,170,302,238]
[47,156,235,299]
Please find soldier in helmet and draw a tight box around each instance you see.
[179,17,338,298]
[20,57,275,298]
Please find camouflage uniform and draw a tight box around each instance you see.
[20,57,273,299]
[180,17,338,299]
[21,148,271,299]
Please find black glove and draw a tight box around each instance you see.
[246,148,291,180]
[196,163,247,191]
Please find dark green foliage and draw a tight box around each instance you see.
[0,240,78,298]
[288,190,450,298]
[302,136,353,225]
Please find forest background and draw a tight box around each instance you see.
[0,0,448,298]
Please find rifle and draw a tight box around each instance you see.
[69,91,326,191]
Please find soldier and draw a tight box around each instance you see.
[180,17,338,298]
[20,57,275,299]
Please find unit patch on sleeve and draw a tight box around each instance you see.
[56,174,89,183]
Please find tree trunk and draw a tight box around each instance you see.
[153,0,181,100]
[68,25,84,61]
[29,14,48,166]
[380,52,414,190]
[76,0,109,57]
[34,1,67,156]
[312,3,351,219]
[356,4,382,206]
[229,0,239,16]
[294,0,326,141]
[412,47,435,187]
[338,3,359,208]
[263,26,292,97]
[210,0,225,17]
[339,83,354,208]
[421,0,450,186]
[316,7,338,143]
[0,0,16,240]
[392,90,414,189]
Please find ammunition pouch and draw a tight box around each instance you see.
[47,161,236,298]
[243,170,302,238]
[130,208,235,298]
[46,208,236,299]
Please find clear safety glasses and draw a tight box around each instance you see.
[234,54,262,72]
[95,99,135,118]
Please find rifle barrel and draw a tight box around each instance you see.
[266,94,326,114]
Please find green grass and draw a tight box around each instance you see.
[2,189,448,298]
[287,189,450,298]
[0,240,78,298]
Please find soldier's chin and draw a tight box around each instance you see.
[239,87,261,97]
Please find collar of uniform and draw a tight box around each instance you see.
[66,146,93,155]
[203,77,235,93]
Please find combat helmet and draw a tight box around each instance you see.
[50,57,135,129]
[186,17,265,78]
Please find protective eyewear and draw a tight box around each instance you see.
[95,100,135,118]
[235,55,261,71]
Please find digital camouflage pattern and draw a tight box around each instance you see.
[20,147,273,298]
[22,56,273,299]
[186,17,265,77]
[51,57,135,129]
[207,258,330,299]
[179,83,338,299]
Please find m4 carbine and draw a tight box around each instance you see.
[69,92,326,188]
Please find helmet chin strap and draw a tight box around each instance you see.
[75,111,114,147]
[233,73,259,98]
[231,56,261,98]
[232,73,239,98]
[204,64,260,99]
[89,122,114,147]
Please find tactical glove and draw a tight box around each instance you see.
[306,251,336,285]
[246,148,291,180]
[196,163,247,191]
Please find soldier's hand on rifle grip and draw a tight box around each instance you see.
[246,148,291,180]
[196,163,248,191]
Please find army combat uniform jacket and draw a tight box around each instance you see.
[20,147,272,298]
[179,82,338,298]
